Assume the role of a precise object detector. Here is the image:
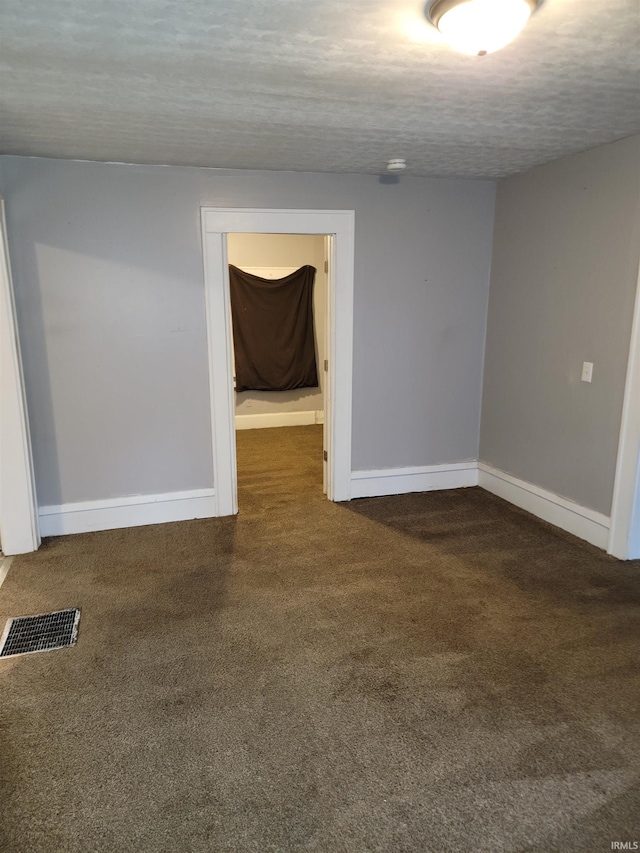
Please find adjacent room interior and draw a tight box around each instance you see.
[227,232,328,505]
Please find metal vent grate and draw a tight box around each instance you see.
[0,608,80,658]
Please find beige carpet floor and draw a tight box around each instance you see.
[0,425,639,852]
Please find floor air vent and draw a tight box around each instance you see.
[0,608,80,658]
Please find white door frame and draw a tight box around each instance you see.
[0,199,40,554]
[201,208,355,514]
[609,261,640,559]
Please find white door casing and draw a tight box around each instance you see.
[609,261,640,559]
[323,235,332,495]
[0,199,40,554]
[201,208,355,514]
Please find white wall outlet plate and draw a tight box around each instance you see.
[581,361,594,383]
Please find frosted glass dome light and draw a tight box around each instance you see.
[427,0,540,56]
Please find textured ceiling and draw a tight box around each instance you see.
[1,0,639,178]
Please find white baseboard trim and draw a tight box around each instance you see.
[235,410,324,430]
[34,461,612,550]
[39,488,217,537]
[478,463,610,550]
[350,461,478,499]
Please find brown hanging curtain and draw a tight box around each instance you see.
[229,265,319,392]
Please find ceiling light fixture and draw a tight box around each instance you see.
[427,0,540,56]
[387,158,407,172]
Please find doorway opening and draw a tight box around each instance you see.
[227,232,328,507]
[200,208,355,516]
[202,208,354,516]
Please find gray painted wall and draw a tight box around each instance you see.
[480,135,640,517]
[227,233,326,418]
[1,155,495,506]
